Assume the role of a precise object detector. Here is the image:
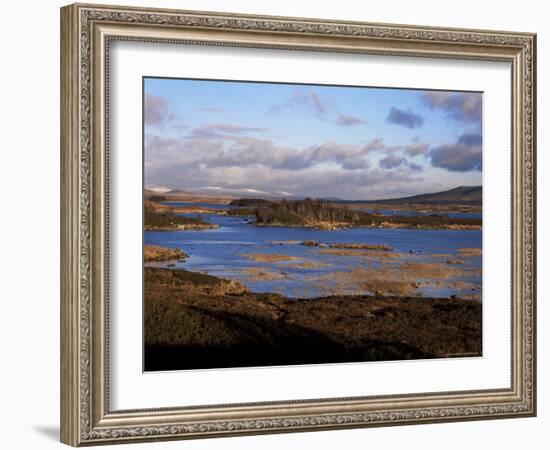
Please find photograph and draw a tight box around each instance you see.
[57,2,536,446]
[143,78,483,371]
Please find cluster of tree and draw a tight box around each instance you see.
[249,198,482,228]
[144,205,206,228]
[255,198,371,226]
[229,198,274,207]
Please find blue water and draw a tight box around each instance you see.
[145,204,482,300]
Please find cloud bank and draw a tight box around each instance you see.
[430,133,482,172]
[421,91,482,122]
[144,82,482,200]
[386,107,424,129]
[144,127,432,199]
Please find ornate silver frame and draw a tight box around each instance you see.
[60,3,536,446]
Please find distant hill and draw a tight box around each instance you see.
[364,186,482,206]
[144,188,162,198]
[144,188,228,201]
[145,185,481,206]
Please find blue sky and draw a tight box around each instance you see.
[144,77,482,200]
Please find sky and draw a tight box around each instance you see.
[144,77,482,200]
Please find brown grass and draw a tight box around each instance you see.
[362,251,401,259]
[318,249,370,257]
[462,294,482,301]
[311,260,474,297]
[283,261,332,269]
[144,245,186,262]
[362,279,419,296]
[318,248,402,259]
[144,267,482,371]
[316,268,420,296]
[170,206,224,215]
[318,249,361,256]
[399,262,463,279]
[244,253,300,263]
[376,221,481,230]
[328,243,392,251]
[457,247,482,257]
[348,203,481,214]
[447,280,479,290]
[243,268,291,282]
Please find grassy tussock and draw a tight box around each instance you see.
[244,253,300,263]
[144,245,186,262]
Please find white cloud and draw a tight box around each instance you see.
[144,131,430,200]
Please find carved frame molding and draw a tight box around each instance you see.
[61,3,536,446]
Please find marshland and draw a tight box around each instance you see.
[143,191,482,370]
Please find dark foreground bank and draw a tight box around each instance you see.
[144,267,482,371]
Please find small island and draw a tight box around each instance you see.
[144,201,218,231]
[228,197,481,230]
[144,245,187,262]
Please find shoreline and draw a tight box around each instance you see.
[348,202,481,214]
[145,220,481,231]
[144,245,187,262]
[255,221,481,231]
[144,223,219,231]
[149,200,482,231]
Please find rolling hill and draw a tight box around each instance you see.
[362,186,482,206]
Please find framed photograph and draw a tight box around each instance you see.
[60,3,536,446]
